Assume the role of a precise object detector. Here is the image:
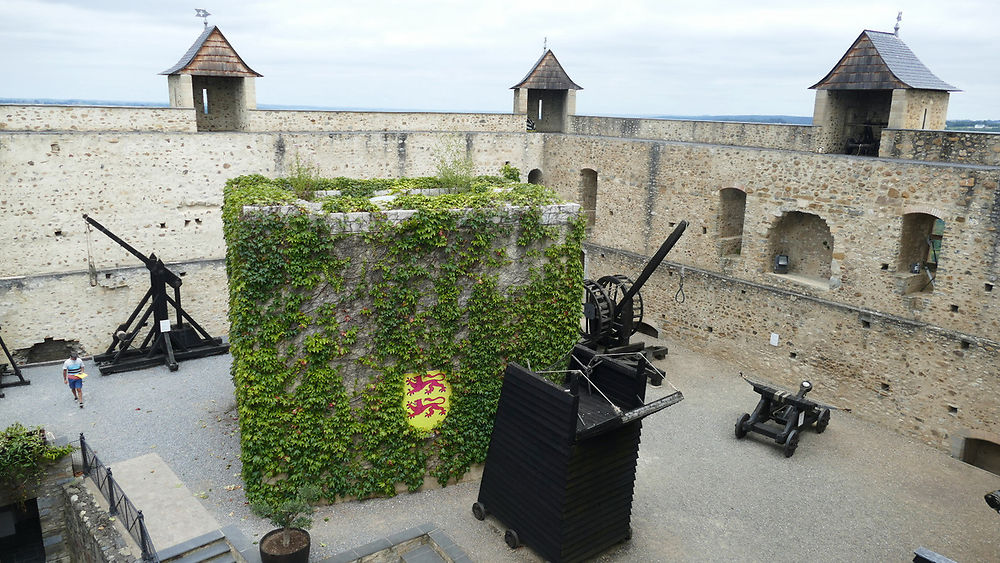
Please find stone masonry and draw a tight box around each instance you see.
[1,94,998,454]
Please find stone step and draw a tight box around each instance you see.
[168,540,232,563]
[158,529,236,563]
[400,544,447,563]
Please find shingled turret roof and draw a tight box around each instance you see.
[160,25,261,77]
[511,50,582,90]
[810,30,956,91]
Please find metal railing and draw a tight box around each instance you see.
[76,433,158,562]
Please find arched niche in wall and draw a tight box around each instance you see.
[766,211,833,283]
[957,431,1000,476]
[718,187,747,256]
[580,168,598,232]
[896,212,945,295]
[527,169,543,184]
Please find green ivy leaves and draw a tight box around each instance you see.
[0,423,75,504]
[223,173,584,507]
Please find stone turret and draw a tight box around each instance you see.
[810,30,958,155]
[512,50,582,133]
[161,25,262,132]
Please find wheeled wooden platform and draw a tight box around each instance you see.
[734,375,834,457]
[472,345,682,562]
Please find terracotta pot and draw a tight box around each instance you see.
[259,528,310,563]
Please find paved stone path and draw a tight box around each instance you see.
[108,453,220,549]
[2,338,998,561]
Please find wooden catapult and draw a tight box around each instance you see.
[83,214,228,374]
[0,325,30,398]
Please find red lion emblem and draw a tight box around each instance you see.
[406,397,447,418]
[406,372,448,396]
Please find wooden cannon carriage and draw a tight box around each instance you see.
[734,375,836,457]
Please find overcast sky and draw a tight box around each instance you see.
[1,0,996,119]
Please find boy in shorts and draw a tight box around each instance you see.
[63,352,85,408]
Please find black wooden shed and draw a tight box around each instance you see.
[473,345,682,562]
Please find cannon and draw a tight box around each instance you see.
[579,220,687,385]
[734,375,839,457]
[83,214,228,375]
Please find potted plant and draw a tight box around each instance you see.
[252,484,321,563]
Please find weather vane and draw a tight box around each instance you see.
[894,11,902,36]
[543,37,547,52]
[195,8,211,28]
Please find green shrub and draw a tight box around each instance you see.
[251,484,321,547]
[0,423,74,504]
[500,163,521,182]
[283,156,320,200]
[435,146,475,193]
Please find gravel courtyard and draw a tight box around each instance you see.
[2,338,998,562]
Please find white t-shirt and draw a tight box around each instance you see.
[63,357,84,378]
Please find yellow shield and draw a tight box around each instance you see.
[403,370,451,431]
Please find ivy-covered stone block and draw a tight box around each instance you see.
[223,174,584,505]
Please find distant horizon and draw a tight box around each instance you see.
[5,98,1000,127]
[3,3,998,121]
[0,96,814,121]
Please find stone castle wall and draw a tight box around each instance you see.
[537,134,999,338]
[0,262,227,361]
[245,109,524,132]
[0,105,524,135]
[881,128,1000,166]
[0,104,197,132]
[585,247,998,451]
[1,104,998,449]
[568,115,815,151]
[0,128,543,354]
[0,130,543,279]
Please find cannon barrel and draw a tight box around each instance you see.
[620,220,687,305]
[987,490,1000,513]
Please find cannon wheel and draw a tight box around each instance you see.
[815,408,831,433]
[472,502,486,521]
[735,413,750,439]
[784,429,799,457]
[598,274,643,335]
[581,279,614,342]
[504,529,520,549]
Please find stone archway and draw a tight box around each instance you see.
[766,211,833,281]
[718,187,746,256]
[896,212,944,294]
[580,169,598,232]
